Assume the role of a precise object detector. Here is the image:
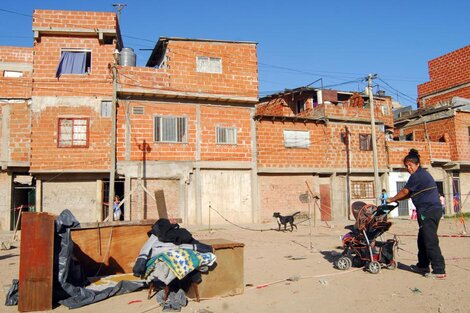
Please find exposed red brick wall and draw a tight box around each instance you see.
[418,45,470,108]
[32,36,114,97]
[256,120,387,169]
[386,141,430,168]
[116,101,254,162]
[0,77,32,98]
[199,105,252,161]
[0,46,33,63]
[165,40,258,98]
[118,66,170,90]
[30,106,111,171]
[0,46,33,99]
[9,102,31,162]
[130,178,180,221]
[116,101,197,161]
[259,174,314,222]
[33,10,117,30]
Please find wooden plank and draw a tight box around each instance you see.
[155,190,169,219]
[320,184,332,221]
[18,212,56,312]
[71,223,153,276]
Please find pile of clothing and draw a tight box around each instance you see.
[133,219,216,310]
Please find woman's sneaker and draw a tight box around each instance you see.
[425,272,447,280]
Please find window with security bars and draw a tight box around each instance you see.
[196,56,222,73]
[283,130,310,148]
[154,116,187,143]
[351,181,374,199]
[216,127,237,144]
[58,118,89,147]
[359,134,372,151]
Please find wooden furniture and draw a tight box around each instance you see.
[18,213,244,312]
[18,212,56,312]
[187,239,245,299]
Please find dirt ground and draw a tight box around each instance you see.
[1,216,470,313]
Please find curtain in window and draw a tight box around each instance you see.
[56,51,87,78]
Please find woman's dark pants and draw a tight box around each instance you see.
[417,209,446,274]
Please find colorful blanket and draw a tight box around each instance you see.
[145,249,216,280]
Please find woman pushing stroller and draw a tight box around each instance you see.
[387,149,446,280]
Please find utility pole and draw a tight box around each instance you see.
[108,50,119,222]
[112,3,127,21]
[367,74,381,204]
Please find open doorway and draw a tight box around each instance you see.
[103,180,125,221]
[11,177,36,230]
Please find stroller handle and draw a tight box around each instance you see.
[375,203,399,215]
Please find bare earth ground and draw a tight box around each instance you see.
[1,217,470,313]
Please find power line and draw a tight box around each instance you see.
[377,77,416,102]
[0,8,32,17]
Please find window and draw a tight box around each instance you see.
[56,50,91,77]
[101,101,112,117]
[296,99,305,114]
[283,130,310,148]
[132,106,144,115]
[340,132,348,145]
[154,116,187,143]
[216,127,237,145]
[58,118,89,147]
[351,181,374,199]
[3,70,23,78]
[359,134,372,151]
[196,56,222,73]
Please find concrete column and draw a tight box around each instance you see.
[195,104,202,224]
[36,179,42,212]
[124,175,131,221]
[0,172,12,230]
[96,179,103,222]
[250,108,259,223]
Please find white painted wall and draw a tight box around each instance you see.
[388,171,415,218]
[42,180,97,223]
[200,170,252,225]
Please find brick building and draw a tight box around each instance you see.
[256,87,394,221]
[0,9,260,229]
[391,44,470,215]
[0,9,468,230]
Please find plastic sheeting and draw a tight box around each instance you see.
[55,210,145,309]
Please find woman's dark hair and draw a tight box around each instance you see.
[404,148,420,165]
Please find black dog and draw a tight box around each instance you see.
[273,211,300,232]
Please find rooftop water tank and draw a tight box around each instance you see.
[120,47,136,66]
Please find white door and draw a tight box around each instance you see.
[201,170,252,225]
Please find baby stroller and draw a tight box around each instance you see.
[335,201,398,274]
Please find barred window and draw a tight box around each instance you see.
[351,181,374,199]
[154,116,187,143]
[359,134,372,151]
[58,118,89,148]
[283,130,310,148]
[196,56,222,74]
[216,127,237,145]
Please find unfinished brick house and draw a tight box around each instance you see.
[0,9,259,229]
[0,47,33,230]
[391,44,470,215]
[116,37,259,225]
[255,87,394,221]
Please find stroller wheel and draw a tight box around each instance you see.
[335,256,352,270]
[387,260,397,270]
[368,261,381,274]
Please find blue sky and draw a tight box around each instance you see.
[1,0,469,108]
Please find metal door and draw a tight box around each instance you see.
[396,181,409,216]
